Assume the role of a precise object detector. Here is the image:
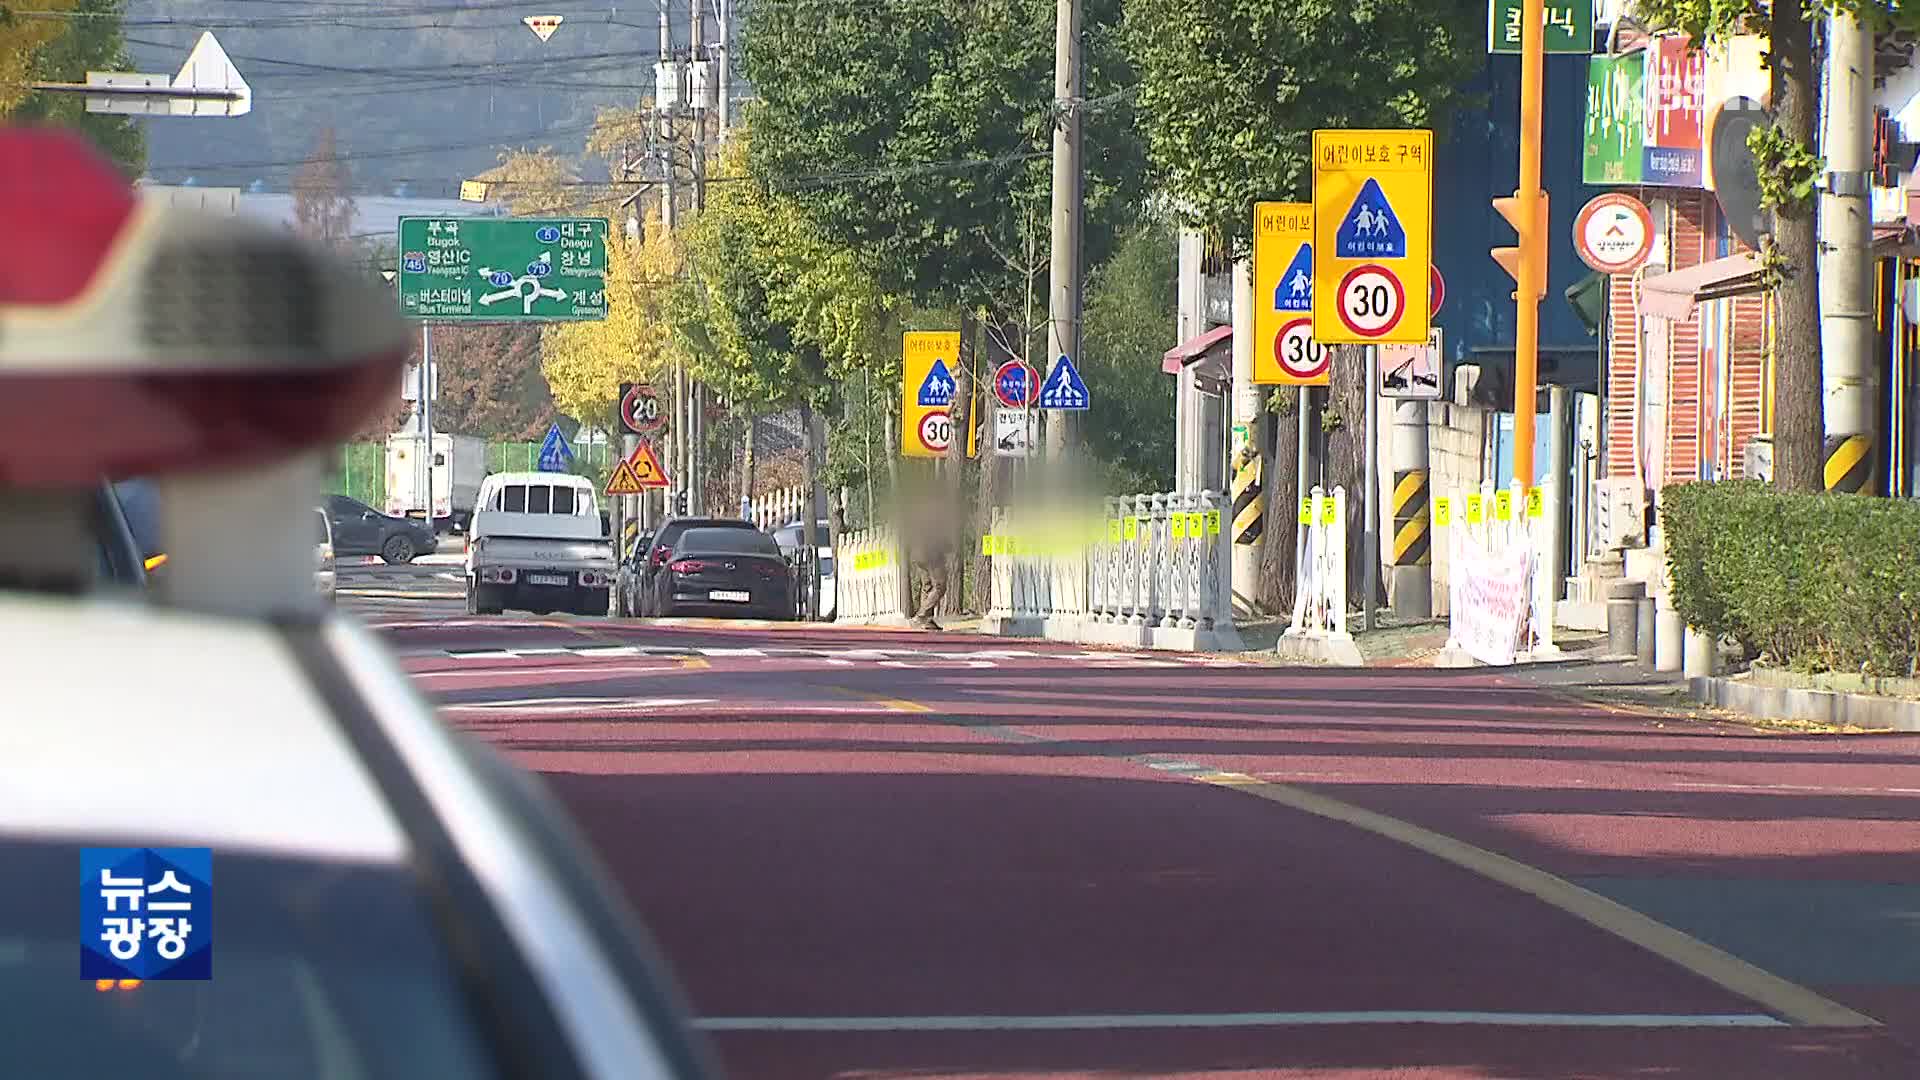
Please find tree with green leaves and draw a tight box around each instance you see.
[1632,1,1909,493]
[1125,0,1482,609]
[1078,218,1178,491]
[1124,0,1483,255]
[739,0,1145,321]
[10,0,143,175]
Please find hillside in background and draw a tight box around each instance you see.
[126,0,741,195]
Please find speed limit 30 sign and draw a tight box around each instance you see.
[917,409,954,453]
[1272,317,1331,384]
[1335,264,1407,339]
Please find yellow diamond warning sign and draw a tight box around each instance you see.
[606,441,668,495]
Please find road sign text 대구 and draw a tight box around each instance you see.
[1252,202,1328,386]
[1311,130,1434,345]
[398,217,608,322]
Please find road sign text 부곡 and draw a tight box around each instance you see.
[399,217,609,322]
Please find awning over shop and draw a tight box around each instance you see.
[1641,252,1763,322]
[1161,323,1232,374]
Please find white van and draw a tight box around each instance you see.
[466,472,615,616]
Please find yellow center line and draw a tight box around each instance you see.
[1194,773,1879,1029]
[834,687,934,713]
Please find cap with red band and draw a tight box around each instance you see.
[0,130,412,488]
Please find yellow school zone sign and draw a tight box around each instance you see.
[901,331,979,459]
[1252,202,1329,386]
[1310,129,1434,346]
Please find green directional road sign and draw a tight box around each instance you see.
[1486,0,1593,55]
[397,216,610,322]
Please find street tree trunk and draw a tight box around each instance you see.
[1768,0,1825,492]
[1256,389,1303,612]
[1326,348,1383,609]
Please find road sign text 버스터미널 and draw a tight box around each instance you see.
[398,217,608,322]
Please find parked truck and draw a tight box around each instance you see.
[385,432,487,533]
[465,471,616,617]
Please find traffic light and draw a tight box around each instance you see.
[1491,190,1550,299]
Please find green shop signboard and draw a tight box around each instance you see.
[1487,0,1595,55]
[1584,52,1646,185]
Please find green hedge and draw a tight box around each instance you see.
[1662,481,1920,676]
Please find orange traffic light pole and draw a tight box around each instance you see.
[1492,0,1549,492]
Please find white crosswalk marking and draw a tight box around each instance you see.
[427,643,1254,668]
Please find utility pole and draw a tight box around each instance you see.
[1492,0,1549,492]
[1820,11,1876,494]
[716,0,731,141]
[1229,258,1258,610]
[1042,0,1082,456]
[418,326,434,531]
[687,0,708,512]
[657,0,676,232]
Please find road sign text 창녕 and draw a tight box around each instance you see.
[398,217,609,322]
[1311,130,1434,345]
[1253,202,1329,386]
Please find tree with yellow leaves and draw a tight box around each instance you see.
[1,1,76,118]
[542,209,682,425]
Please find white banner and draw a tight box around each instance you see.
[1451,532,1533,666]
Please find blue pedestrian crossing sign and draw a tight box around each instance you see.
[536,422,575,472]
[1334,178,1407,259]
[1275,243,1313,312]
[916,357,956,407]
[1038,354,1090,411]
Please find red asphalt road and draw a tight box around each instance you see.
[376,615,1920,1079]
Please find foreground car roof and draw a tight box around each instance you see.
[0,592,406,862]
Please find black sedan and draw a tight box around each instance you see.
[652,527,795,619]
[323,494,439,565]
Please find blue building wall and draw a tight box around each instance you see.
[1432,52,1604,369]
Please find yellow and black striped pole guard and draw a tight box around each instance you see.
[1232,448,1263,546]
[1823,434,1871,494]
[1391,467,1431,567]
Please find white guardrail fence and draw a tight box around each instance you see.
[1279,486,1358,663]
[1437,479,1558,666]
[980,491,1244,651]
[832,526,908,624]
[744,484,810,531]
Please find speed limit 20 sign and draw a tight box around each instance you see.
[618,382,664,433]
[1310,128,1434,345]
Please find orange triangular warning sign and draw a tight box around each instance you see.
[605,441,669,495]
[605,460,646,496]
[626,441,668,486]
